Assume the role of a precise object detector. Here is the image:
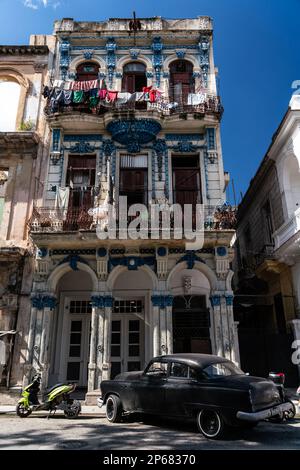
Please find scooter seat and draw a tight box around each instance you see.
[45,383,66,394]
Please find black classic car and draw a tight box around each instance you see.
[98,354,295,439]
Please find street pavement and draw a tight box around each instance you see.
[0,410,300,450]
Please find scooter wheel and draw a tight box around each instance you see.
[16,403,32,418]
[64,400,81,419]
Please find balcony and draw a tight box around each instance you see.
[28,203,236,234]
[273,207,300,251]
[44,90,223,121]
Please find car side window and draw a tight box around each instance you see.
[189,367,198,380]
[145,361,168,376]
[170,362,189,378]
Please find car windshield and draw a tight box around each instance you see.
[203,362,244,378]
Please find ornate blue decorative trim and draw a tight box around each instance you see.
[102,139,116,156]
[177,251,206,269]
[64,135,102,142]
[129,49,139,60]
[83,51,93,60]
[97,248,107,257]
[153,139,167,183]
[198,35,210,87]
[216,246,227,257]
[169,247,214,254]
[59,38,70,80]
[109,256,156,271]
[157,247,167,257]
[225,295,234,306]
[52,129,61,152]
[173,141,198,153]
[146,71,154,79]
[176,50,186,59]
[69,142,95,153]
[31,294,57,310]
[91,295,113,308]
[206,128,216,150]
[107,119,161,153]
[37,248,48,258]
[152,37,163,86]
[115,72,123,78]
[59,254,89,271]
[151,295,173,308]
[106,37,116,87]
[51,249,95,255]
[210,295,221,307]
[165,134,204,141]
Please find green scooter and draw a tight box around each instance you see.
[16,374,81,419]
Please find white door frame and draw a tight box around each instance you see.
[59,295,91,386]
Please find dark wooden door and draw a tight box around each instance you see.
[173,168,200,207]
[119,169,148,206]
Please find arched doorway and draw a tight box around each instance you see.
[76,61,100,81]
[172,296,211,354]
[49,269,93,388]
[168,263,214,354]
[122,62,147,93]
[169,59,194,105]
[109,266,155,378]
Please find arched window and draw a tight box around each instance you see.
[122,62,147,93]
[76,62,100,82]
[169,60,194,104]
[0,80,21,131]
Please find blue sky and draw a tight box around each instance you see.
[1,0,300,203]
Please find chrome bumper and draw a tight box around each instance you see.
[97,397,104,409]
[237,401,294,422]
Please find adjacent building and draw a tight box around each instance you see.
[0,43,50,388]
[1,16,236,403]
[234,94,300,385]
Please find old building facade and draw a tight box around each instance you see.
[1,17,237,403]
[0,44,50,389]
[234,94,300,385]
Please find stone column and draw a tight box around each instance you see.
[90,294,113,388]
[152,304,160,357]
[24,294,57,388]
[151,294,173,356]
[290,319,300,378]
[38,306,53,390]
[23,306,37,386]
[88,305,98,392]
[210,294,223,356]
[166,303,173,355]
[102,295,113,381]
[225,294,240,364]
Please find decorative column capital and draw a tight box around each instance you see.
[91,295,113,308]
[31,294,57,310]
[225,295,234,306]
[210,295,221,307]
[151,295,173,308]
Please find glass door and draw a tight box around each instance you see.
[110,300,144,379]
[65,299,91,386]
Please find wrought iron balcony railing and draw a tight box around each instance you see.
[29,203,236,234]
[44,92,223,119]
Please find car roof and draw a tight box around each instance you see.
[151,353,230,369]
